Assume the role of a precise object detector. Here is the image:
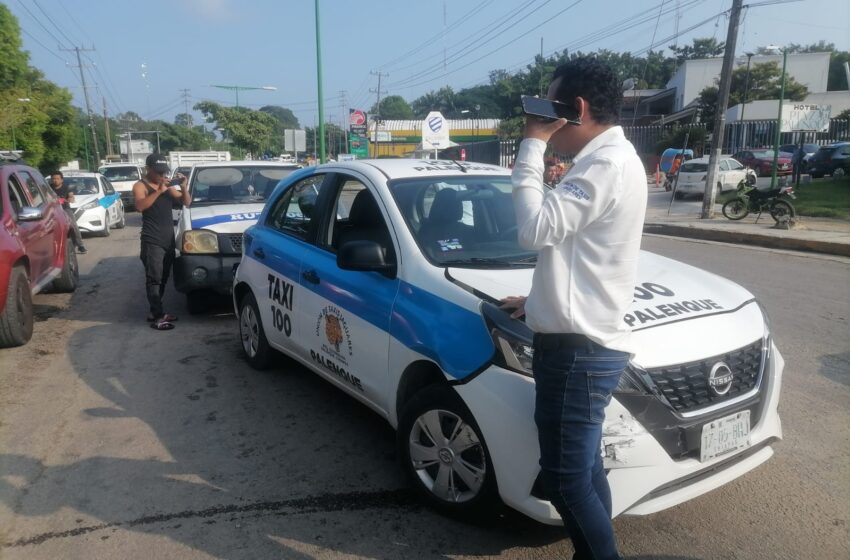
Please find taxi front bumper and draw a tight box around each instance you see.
[453,343,783,524]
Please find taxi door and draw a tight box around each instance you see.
[243,173,329,361]
[295,172,399,414]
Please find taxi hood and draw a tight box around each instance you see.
[446,251,755,330]
[188,203,265,234]
[69,193,99,209]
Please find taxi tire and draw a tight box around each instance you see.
[238,291,273,370]
[115,209,126,229]
[53,239,79,293]
[397,385,499,519]
[100,217,111,237]
[0,266,34,348]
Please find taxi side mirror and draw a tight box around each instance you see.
[337,240,395,277]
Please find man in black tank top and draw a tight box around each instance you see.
[133,153,191,329]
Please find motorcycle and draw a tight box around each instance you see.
[721,176,797,223]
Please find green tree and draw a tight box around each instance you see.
[174,112,193,127]
[655,125,708,156]
[697,61,809,130]
[194,101,277,157]
[671,37,725,61]
[0,4,79,170]
[370,95,413,120]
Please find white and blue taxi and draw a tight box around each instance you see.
[232,159,783,523]
[174,161,300,313]
[64,172,126,235]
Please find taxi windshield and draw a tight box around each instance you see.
[388,176,536,268]
[63,177,99,195]
[190,165,297,205]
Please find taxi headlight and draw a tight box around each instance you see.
[481,302,534,377]
[75,200,99,217]
[182,229,219,254]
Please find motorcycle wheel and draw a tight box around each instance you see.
[722,199,749,220]
[769,200,795,222]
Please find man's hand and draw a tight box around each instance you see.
[524,116,569,143]
[499,296,527,319]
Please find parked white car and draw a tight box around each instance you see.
[232,159,783,524]
[97,163,144,210]
[674,156,756,199]
[64,172,126,236]
[173,161,301,313]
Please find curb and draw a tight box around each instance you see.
[643,223,850,257]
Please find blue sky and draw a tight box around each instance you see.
[7,0,849,129]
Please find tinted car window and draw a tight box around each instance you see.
[680,162,708,173]
[18,171,45,206]
[266,174,326,240]
[102,178,116,195]
[7,175,29,215]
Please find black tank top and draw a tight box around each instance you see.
[140,180,176,248]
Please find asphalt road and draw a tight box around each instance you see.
[1,216,848,560]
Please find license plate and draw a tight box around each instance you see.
[700,410,750,462]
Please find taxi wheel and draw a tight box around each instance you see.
[115,209,126,229]
[238,292,272,370]
[100,217,111,237]
[398,385,499,518]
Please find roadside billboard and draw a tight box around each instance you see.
[780,103,831,132]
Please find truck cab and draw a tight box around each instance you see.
[173,160,300,313]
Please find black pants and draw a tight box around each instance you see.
[140,242,175,319]
[64,207,84,248]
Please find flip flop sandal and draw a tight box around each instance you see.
[150,319,175,331]
[147,313,178,322]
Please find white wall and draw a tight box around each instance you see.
[726,91,850,121]
[668,52,831,111]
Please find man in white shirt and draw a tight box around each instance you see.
[502,58,647,560]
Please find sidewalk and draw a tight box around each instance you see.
[643,183,850,257]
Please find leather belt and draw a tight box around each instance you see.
[532,332,598,352]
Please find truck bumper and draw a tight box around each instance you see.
[173,254,240,294]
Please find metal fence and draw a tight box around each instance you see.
[464,119,850,169]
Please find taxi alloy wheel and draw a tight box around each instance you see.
[239,292,272,370]
[398,385,498,516]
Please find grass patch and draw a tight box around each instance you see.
[794,178,850,220]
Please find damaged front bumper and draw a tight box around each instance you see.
[454,342,784,524]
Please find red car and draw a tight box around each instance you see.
[732,149,794,177]
[0,158,78,347]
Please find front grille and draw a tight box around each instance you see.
[218,233,243,255]
[646,339,764,414]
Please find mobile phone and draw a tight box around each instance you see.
[169,178,183,186]
[520,95,581,124]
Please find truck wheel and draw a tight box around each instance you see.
[0,266,34,348]
[238,291,273,370]
[53,239,79,293]
[397,385,499,519]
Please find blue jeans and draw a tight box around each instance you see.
[533,338,628,560]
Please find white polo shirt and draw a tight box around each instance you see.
[511,126,647,353]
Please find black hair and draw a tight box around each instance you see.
[51,170,64,178]
[551,57,622,125]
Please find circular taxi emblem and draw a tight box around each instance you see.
[708,362,734,396]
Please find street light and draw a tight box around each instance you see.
[460,104,481,161]
[209,84,277,108]
[765,45,788,190]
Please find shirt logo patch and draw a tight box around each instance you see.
[561,182,591,201]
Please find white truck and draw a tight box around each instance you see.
[168,151,231,172]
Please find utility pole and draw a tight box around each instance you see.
[179,88,192,126]
[369,70,388,157]
[339,90,348,154]
[701,0,743,219]
[63,46,100,167]
[102,97,113,157]
[314,0,326,163]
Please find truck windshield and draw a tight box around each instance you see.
[189,166,298,205]
[388,176,537,268]
[98,166,139,181]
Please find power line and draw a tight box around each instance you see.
[31,0,78,47]
[62,45,101,165]
[389,0,585,91]
[18,27,69,64]
[15,0,69,49]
